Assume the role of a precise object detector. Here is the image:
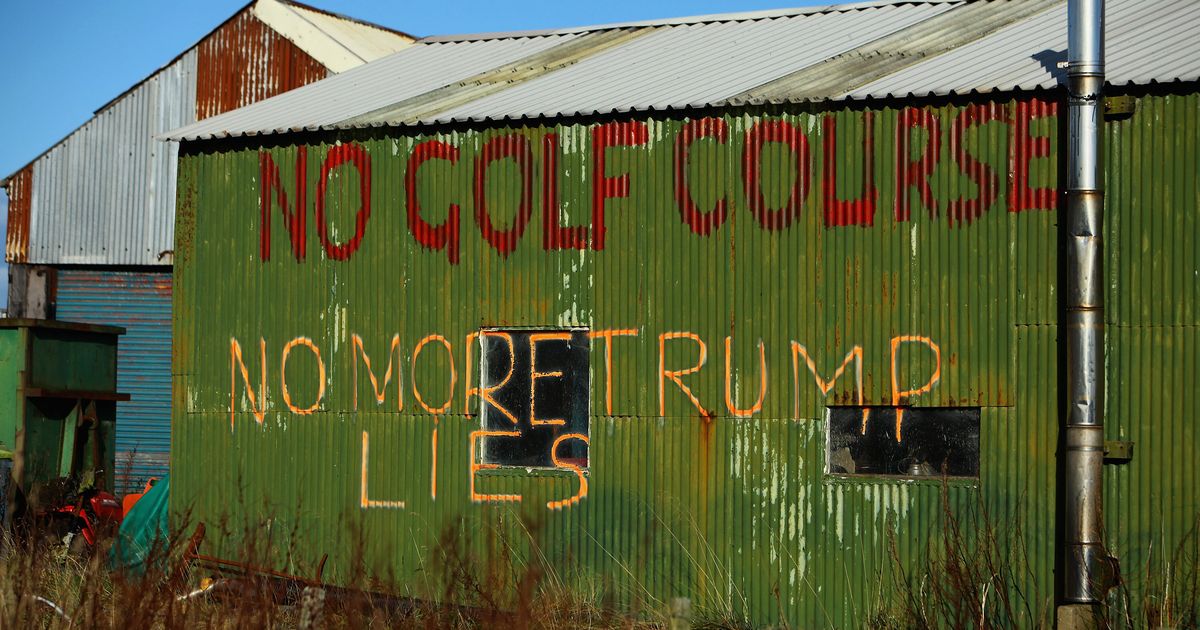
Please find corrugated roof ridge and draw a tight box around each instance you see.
[406,0,961,125]
[417,0,968,44]
[346,29,653,127]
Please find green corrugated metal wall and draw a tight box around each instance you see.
[170,90,1197,627]
[1103,91,1200,619]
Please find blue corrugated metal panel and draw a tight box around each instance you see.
[56,270,172,494]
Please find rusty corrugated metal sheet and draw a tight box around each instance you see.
[5,166,31,263]
[168,91,1114,626]
[195,9,331,121]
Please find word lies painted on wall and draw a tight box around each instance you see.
[227,330,943,510]
[257,100,1058,264]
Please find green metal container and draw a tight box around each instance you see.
[172,89,1200,627]
[0,319,125,508]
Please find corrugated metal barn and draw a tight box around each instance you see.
[166,0,1199,625]
[2,0,412,492]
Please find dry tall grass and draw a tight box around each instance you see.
[865,484,1051,629]
[2,497,1198,628]
[0,509,673,629]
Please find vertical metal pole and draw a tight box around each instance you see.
[1061,0,1111,618]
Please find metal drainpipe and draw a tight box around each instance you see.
[1063,0,1111,615]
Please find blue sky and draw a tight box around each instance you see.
[0,0,822,307]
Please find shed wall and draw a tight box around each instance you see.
[171,91,1198,626]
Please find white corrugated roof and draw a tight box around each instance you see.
[841,0,1200,98]
[421,3,955,124]
[167,0,1200,142]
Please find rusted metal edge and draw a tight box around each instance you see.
[181,521,330,587]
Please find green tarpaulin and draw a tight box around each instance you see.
[108,476,168,574]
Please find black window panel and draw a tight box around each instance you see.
[827,407,980,478]
[481,329,589,468]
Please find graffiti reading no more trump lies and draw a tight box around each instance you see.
[228,331,943,510]
[256,100,1058,264]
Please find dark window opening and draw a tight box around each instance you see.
[827,407,980,478]
[481,328,589,468]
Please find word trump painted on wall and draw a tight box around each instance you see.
[255,99,1058,265]
[226,329,944,510]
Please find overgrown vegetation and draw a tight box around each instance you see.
[2,497,1198,628]
[0,509,675,629]
[866,485,1200,630]
[1112,515,1200,629]
[866,485,1051,629]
